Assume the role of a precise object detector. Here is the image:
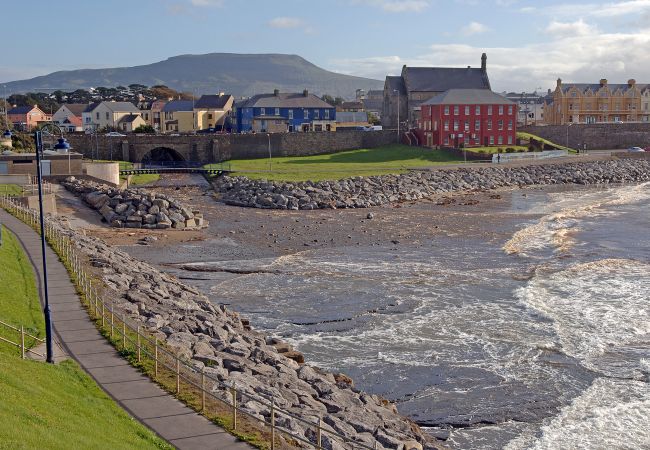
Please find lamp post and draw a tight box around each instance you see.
[566,122,573,148]
[394,89,400,143]
[267,133,272,172]
[33,123,70,364]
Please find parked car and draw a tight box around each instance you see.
[627,146,645,152]
[644,147,650,152]
[105,131,126,137]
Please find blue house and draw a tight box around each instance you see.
[234,90,336,133]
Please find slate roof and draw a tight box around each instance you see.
[162,100,194,112]
[362,98,383,111]
[336,112,369,123]
[118,114,142,124]
[238,92,334,109]
[194,94,233,109]
[83,102,102,113]
[385,76,406,95]
[422,89,515,105]
[560,83,650,94]
[62,104,87,116]
[403,67,491,92]
[339,101,364,110]
[8,105,36,115]
[104,102,139,113]
[366,89,384,98]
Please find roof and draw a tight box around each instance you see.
[194,94,233,109]
[162,100,194,112]
[104,102,139,113]
[118,114,142,124]
[336,112,369,123]
[62,104,87,116]
[339,101,364,110]
[403,67,491,92]
[362,98,383,111]
[61,116,83,127]
[385,76,406,95]
[366,90,384,98]
[422,89,515,105]
[559,83,649,94]
[84,102,101,113]
[239,92,334,109]
[8,105,36,115]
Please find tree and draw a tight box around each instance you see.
[133,124,156,134]
[368,112,381,125]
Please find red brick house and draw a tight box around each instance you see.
[7,105,50,130]
[419,89,517,148]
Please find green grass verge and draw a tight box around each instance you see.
[0,224,44,352]
[0,355,172,450]
[207,144,463,182]
[517,131,575,152]
[0,184,24,196]
[463,146,529,154]
[129,174,160,186]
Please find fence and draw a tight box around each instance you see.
[0,319,45,359]
[0,176,53,196]
[491,149,569,163]
[0,195,388,450]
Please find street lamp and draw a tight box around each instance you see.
[566,122,573,148]
[267,133,272,172]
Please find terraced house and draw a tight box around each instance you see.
[544,78,650,125]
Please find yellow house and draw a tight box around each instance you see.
[162,100,195,133]
[118,114,147,132]
[545,78,649,125]
[194,93,234,131]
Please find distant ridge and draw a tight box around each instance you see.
[3,53,383,99]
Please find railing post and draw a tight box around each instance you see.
[231,383,237,430]
[176,356,180,394]
[270,398,276,450]
[317,417,322,450]
[110,305,114,339]
[201,368,206,411]
[137,326,141,363]
[20,325,25,359]
[101,302,105,328]
[122,315,126,350]
[154,338,159,378]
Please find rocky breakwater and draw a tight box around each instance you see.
[51,220,440,450]
[214,159,650,209]
[62,177,208,230]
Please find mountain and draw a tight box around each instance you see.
[3,53,383,99]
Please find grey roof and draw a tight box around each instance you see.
[118,114,142,124]
[366,89,384,98]
[104,101,139,113]
[336,112,369,123]
[403,67,491,92]
[162,100,194,112]
[8,105,36,114]
[339,101,364,110]
[194,94,233,109]
[84,102,102,113]
[239,92,334,109]
[560,83,649,94]
[422,89,515,105]
[62,104,88,116]
[362,98,382,111]
[385,76,406,95]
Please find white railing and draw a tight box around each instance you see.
[0,195,392,450]
[492,149,568,163]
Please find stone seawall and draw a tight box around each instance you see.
[520,123,650,150]
[48,218,439,449]
[214,159,650,210]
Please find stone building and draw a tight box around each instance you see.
[544,78,650,125]
[382,54,491,129]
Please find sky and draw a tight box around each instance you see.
[3,0,650,93]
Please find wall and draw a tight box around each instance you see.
[66,130,398,163]
[16,193,57,215]
[520,123,650,149]
[0,174,31,184]
[84,162,120,185]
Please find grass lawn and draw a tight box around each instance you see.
[0,184,24,196]
[463,146,529,154]
[0,355,171,449]
[208,144,463,182]
[517,131,575,152]
[91,160,160,186]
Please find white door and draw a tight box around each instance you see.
[41,160,51,176]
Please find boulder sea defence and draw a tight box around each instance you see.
[213,159,650,210]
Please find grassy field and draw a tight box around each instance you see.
[208,144,463,181]
[463,146,529,154]
[517,131,575,152]
[0,225,171,449]
[0,184,24,196]
[91,160,160,186]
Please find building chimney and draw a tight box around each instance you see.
[274,89,280,97]
[219,91,225,96]
[600,78,608,87]
[303,89,309,97]
[556,78,562,88]
[481,53,487,72]
[628,79,636,87]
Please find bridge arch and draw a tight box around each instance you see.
[141,147,186,165]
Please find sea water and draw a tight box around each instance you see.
[177,183,650,449]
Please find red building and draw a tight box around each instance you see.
[419,89,517,148]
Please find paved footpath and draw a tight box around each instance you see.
[0,208,253,450]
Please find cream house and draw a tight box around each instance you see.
[52,104,86,132]
[162,100,195,133]
[82,101,141,132]
[194,93,234,131]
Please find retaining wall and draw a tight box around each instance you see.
[520,123,650,150]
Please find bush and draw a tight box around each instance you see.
[133,125,155,134]
[505,148,516,153]
[477,149,486,154]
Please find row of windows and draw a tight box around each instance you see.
[443,105,513,116]
[568,103,638,111]
[423,119,513,132]
[441,134,513,146]
[255,108,331,120]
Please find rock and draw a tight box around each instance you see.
[367,212,374,219]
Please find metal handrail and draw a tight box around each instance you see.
[0,319,46,359]
[0,194,395,450]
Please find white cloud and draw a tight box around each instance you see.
[522,0,650,17]
[352,0,430,12]
[268,17,305,29]
[461,21,489,35]
[189,0,224,6]
[545,19,597,37]
[329,24,650,92]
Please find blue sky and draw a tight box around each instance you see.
[4,0,650,92]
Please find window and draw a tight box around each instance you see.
[106,112,110,120]
[454,106,459,115]
[260,108,265,116]
[489,136,494,145]
[498,136,503,145]
[208,114,213,119]
[324,109,330,119]
[464,120,469,131]
[444,136,449,146]
[288,110,294,119]
[275,108,280,116]
[498,106,504,115]
[434,120,438,131]
[453,120,459,131]
[508,106,513,115]
[475,120,480,131]
[498,120,504,130]
[508,136,513,145]
[444,120,449,131]
[96,112,99,120]
[304,109,309,119]
[475,105,480,115]
[508,120,513,130]
[464,106,470,115]
[488,106,493,115]
[487,119,492,130]
[444,106,450,115]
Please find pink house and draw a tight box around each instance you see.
[7,105,50,130]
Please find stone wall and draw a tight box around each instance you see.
[66,130,397,164]
[520,123,650,150]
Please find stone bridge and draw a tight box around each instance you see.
[65,130,397,164]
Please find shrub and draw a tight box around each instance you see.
[505,147,516,153]
[477,149,486,154]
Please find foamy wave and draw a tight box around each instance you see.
[504,182,650,255]
[505,378,650,450]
